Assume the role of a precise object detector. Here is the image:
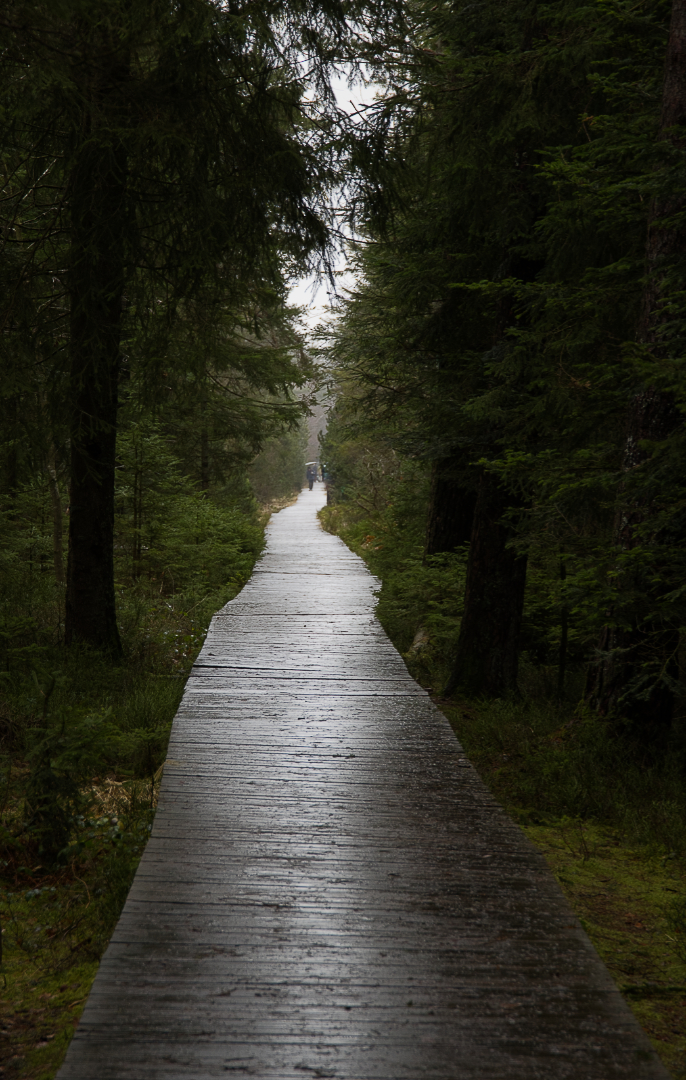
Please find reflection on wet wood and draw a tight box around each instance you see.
[58,485,668,1079]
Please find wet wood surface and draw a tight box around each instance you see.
[58,485,668,1079]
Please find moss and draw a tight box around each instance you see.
[0,956,98,1080]
[520,822,686,1078]
[0,796,153,1079]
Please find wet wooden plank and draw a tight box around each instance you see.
[58,484,668,1080]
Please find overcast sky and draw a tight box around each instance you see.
[288,71,380,334]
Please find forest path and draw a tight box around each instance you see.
[58,484,667,1079]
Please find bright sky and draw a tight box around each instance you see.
[288,71,380,335]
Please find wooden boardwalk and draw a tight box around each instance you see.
[58,485,668,1079]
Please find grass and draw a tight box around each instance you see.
[436,693,686,856]
[521,822,686,1077]
[431,692,686,1079]
[0,778,156,1080]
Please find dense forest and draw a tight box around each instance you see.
[316,0,686,1064]
[0,0,341,861]
[321,0,686,818]
[0,1,386,1072]
[2,0,686,1074]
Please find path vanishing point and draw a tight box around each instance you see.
[58,484,669,1079]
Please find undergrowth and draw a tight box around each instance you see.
[0,467,267,1079]
[320,497,686,858]
[0,780,156,1079]
[320,496,686,1078]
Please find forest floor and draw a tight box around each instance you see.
[525,823,686,1077]
[0,778,156,1080]
[437,698,686,1080]
[0,492,302,1080]
[318,501,686,1078]
[3,490,684,1078]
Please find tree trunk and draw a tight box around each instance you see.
[424,457,476,557]
[4,397,20,516]
[557,559,568,701]
[65,36,128,656]
[46,460,64,586]
[587,0,686,730]
[132,437,142,581]
[200,390,210,494]
[444,471,527,698]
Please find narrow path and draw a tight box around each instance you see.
[59,485,668,1079]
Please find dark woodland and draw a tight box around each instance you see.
[2,0,686,1073]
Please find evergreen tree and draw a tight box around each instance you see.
[586,0,686,740]
[324,0,684,715]
[0,0,365,653]
[327,0,611,694]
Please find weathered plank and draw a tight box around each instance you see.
[58,484,668,1080]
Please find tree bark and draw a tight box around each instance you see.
[587,0,686,729]
[46,460,64,586]
[200,390,210,494]
[444,471,527,698]
[132,436,142,581]
[557,559,568,701]
[4,397,20,516]
[424,457,476,557]
[65,33,128,656]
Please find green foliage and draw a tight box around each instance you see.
[0,790,157,1075]
[0,407,267,873]
[322,353,686,862]
[318,434,466,683]
[452,699,686,853]
[0,425,267,1063]
[24,700,117,866]
[0,0,323,878]
[248,424,308,505]
[322,410,686,864]
[116,419,262,596]
[320,0,686,731]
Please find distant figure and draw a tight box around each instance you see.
[306,464,315,491]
